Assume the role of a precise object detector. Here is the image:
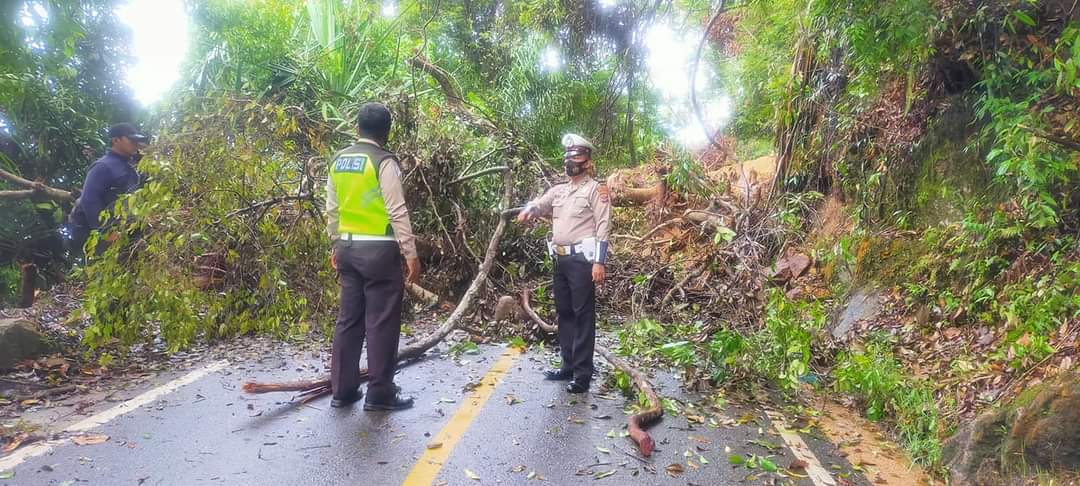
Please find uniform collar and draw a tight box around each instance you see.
[107,150,134,164]
[357,138,382,148]
[568,175,592,190]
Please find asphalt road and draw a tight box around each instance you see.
[1,342,870,486]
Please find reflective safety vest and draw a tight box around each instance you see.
[330,142,394,237]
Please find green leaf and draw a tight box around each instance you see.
[728,454,746,465]
[0,470,13,479]
[1013,11,1036,27]
[759,457,779,472]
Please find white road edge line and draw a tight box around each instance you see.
[0,359,229,471]
[764,409,838,486]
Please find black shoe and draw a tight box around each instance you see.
[566,380,590,394]
[543,369,573,381]
[330,390,362,408]
[363,394,415,411]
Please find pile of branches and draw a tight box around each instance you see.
[599,158,791,334]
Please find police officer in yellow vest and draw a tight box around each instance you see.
[325,102,420,411]
[516,134,611,393]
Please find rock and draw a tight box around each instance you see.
[770,254,812,283]
[943,372,1080,485]
[493,295,522,322]
[831,288,882,340]
[0,318,57,370]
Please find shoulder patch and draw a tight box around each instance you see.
[597,184,610,203]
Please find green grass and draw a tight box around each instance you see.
[833,336,942,468]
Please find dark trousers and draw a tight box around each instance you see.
[331,240,404,401]
[553,253,596,384]
[68,224,90,262]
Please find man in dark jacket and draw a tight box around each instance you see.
[68,123,147,257]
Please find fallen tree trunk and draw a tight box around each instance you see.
[595,345,663,457]
[519,290,663,457]
[606,167,667,206]
[242,168,515,400]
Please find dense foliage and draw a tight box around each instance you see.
[0,0,139,298]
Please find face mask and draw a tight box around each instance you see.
[564,159,586,176]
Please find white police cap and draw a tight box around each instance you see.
[562,133,595,156]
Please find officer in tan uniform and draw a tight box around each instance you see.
[516,133,611,393]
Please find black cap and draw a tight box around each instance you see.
[108,123,149,144]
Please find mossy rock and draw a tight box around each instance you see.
[0,318,57,370]
[943,372,1080,485]
[906,98,1000,227]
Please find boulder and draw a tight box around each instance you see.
[0,318,56,370]
[830,288,882,340]
[943,372,1080,485]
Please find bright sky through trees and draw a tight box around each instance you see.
[645,22,731,149]
[112,0,727,148]
[117,0,189,106]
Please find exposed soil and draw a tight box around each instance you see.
[814,396,940,486]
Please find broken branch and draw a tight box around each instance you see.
[448,166,509,186]
[0,168,78,203]
[597,345,664,457]
[224,193,315,218]
[520,287,557,334]
[519,293,663,457]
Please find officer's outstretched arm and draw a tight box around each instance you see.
[517,186,557,223]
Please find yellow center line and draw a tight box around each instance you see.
[402,347,523,486]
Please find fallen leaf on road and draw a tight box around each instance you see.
[511,465,527,473]
[749,439,781,451]
[3,432,39,453]
[0,470,13,479]
[505,394,521,405]
[789,459,809,471]
[72,434,109,446]
[426,442,443,450]
[567,416,585,424]
[596,446,610,454]
[687,414,705,424]
[665,463,684,477]
[595,469,616,479]
[464,468,481,480]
